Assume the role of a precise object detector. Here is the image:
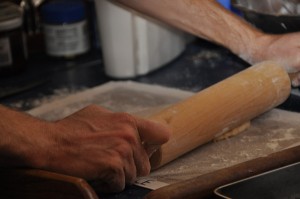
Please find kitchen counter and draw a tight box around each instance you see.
[1,39,300,199]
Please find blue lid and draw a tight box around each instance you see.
[217,0,231,10]
[41,0,86,24]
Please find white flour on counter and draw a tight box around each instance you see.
[27,81,300,185]
[8,87,87,111]
[28,82,191,121]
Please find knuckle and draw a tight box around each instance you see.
[113,112,137,126]
[111,113,141,144]
[102,158,126,191]
[104,158,124,177]
[109,165,123,177]
[122,130,138,145]
[104,138,134,163]
[115,142,133,158]
[114,126,139,146]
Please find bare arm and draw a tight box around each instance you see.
[0,105,48,168]
[115,0,261,60]
[0,105,171,192]
[116,0,300,85]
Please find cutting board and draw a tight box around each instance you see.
[28,81,300,184]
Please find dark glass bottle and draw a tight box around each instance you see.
[0,2,27,76]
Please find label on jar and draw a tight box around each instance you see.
[43,20,90,57]
[0,37,12,67]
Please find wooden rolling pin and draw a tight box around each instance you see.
[148,61,291,169]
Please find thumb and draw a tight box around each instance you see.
[135,117,171,157]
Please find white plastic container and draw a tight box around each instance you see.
[95,0,188,78]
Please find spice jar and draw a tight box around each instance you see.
[0,2,27,76]
[41,0,90,58]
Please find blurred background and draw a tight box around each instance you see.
[2,0,300,78]
[1,0,300,112]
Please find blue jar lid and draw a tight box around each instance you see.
[41,0,86,24]
[217,0,231,10]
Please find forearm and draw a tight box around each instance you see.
[0,105,47,167]
[115,0,300,86]
[115,0,264,61]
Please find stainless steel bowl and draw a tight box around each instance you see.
[232,0,300,34]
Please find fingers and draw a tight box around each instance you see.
[88,142,137,193]
[114,139,138,184]
[135,117,171,156]
[130,117,172,177]
[106,114,171,178]
[136,117,171,145]
[91,163,126,193]
[57,107,171,192]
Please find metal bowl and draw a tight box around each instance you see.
[232,0,300,34]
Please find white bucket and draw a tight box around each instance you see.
[95,0,190,78]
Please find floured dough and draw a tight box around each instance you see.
[214,121,251,142]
